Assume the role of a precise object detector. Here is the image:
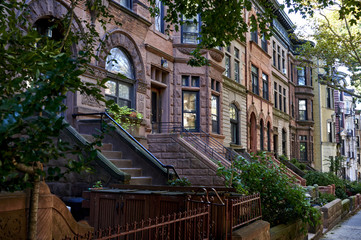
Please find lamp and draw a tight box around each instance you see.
[161,57,168,68]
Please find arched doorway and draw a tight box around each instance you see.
[250,113,257,153]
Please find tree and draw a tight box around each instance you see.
[290,0,361,96]
[0,1,114,238]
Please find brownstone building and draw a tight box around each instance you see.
[27,0,314,193]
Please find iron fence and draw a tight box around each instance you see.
[64,205,210,240]
[226,193,262,231]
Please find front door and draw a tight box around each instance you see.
[151,88,161,132]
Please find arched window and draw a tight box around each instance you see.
[105,48,135,107]
[260,120,264,150]
[230,104,239,145]
[34,17,63,41]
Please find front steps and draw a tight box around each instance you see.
[82,134,153,185]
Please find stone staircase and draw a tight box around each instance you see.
[82,134,152,185]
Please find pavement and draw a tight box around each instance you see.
[321,210,361,240]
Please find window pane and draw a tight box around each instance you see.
[105,80,117,96]
[106,48,134,79]
[235,61,239,82]
[297,67,305,85]
[118,82,130,99]
[183,92,196,111]
[182,76,189,86]
[183,91,198,130]
[211,95,219,133]
[191,76,200,87]
[299,100,306,110]
[183,112,197,129]
[225,55,230,78]
[230,105,237,120]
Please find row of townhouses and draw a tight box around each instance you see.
[27,0,361,196]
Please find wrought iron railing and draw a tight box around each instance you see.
[72,112,179,180]
[64,206,211,240]
[226,193,262,231]
[152,122,244,166]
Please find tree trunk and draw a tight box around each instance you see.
[28,174,40,240]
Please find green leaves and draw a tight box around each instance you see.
[218,152,319,228]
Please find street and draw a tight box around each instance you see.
[321,210,361,240]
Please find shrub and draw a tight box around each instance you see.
[346,181,361,195]
[217,152,320,228]
[304,171,347,199]
[168,177,191,186]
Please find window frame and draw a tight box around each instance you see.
[181,14,201,44]
[298,99,308,121]
[211,95,220,134]
[182,90,200,131]
[230,104,239,145]
[251,65,259,95]
[262,73,269,100]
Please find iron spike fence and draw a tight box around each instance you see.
[64,205,210,240]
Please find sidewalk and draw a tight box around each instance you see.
[321,209,361,240]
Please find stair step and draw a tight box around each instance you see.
[81,134,95,142]
[81,134,113,151]
[119,168,142,177]
[102,151,123,159]
[129,177,152,185]
[110,159,133,168]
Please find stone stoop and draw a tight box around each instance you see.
[81,134,152,185]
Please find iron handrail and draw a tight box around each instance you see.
[72,112,180,180]
[197,129,240,162]
[180,127,232,165]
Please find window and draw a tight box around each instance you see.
[274,83,278,108]
[118,0,132,9]
[234,60,240,83]
[225,55,231,78]
[279,86,282,111]
[281,50,285,74]
[300,142,307,161]
[234,47,239,59]
[155,0,164,33]
[230,104,239,144]
[277,46,281,71]
[272,42,276,67]
[105,48,135,107]
[226,45,231,53]
[251,29,258,43]
[291,102,294,117]
[267,122,271,151]
[357,136,360,147]
[183,91,199,130]
[34,17,63,41]
[211,95,220,133]
[298,99,307,120]
[311,100,313,120]
[310,68,313,86]
[262,73,269,100]
[283,88,286,113]
[299,135,308,161]
[356,119,359,129]
[251,65,259,95]
[327,122,333,142]
[211,79,220,92]
[260,120,264,150]
[261,33,267,52]
[290,63,294,82]
[182,75,199,87]
[297,67,306,85]
[182,15,200,44]
[282,129,286,155]
[340,92,344,101]
[326,87,334,108]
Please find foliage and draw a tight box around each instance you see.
[92,180,103,188]
[107,104,143,130]
[217,152,320,228]
[290,158,307,171]
[168,177,191,187]
[345,181,361,196]
[313,192,337,206]
[304,171,348,199]
[326,156,345,177]
[295,2,361,97]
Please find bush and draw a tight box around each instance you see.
[217,152,320,228]
[304,171,347,199]
[345,181,361,195]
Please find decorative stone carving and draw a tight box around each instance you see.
[209,50,224,62]
[81,93,102,108]
[0,210,26,240]
[177,47,207,55]
[137,80,148,94]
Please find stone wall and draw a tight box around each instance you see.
[232,220,270,240]
[148,133,225,186]
[321,199,342,229]
[0,182,93,240]
[270,219,306,240]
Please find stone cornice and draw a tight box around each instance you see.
[145,44,174,62]
[273,108,290,121]
[223,77,247,96]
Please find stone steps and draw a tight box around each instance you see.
[81,134,152,186]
